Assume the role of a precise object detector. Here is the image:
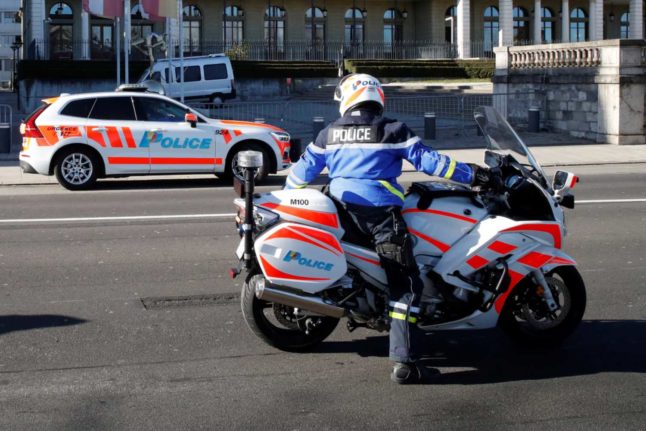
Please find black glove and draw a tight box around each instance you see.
[469,164,491,187]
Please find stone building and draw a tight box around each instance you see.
[19,0,646,61]
[0,0,21,88]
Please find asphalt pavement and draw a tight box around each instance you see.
[0,164,645,430]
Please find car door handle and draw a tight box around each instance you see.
[150,128,166,133]
[94,127,107,132]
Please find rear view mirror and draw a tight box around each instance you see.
[185,112,197,128]
[553,170,578,191]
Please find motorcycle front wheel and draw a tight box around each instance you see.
[241,273,340,352]
[498,266,586,346]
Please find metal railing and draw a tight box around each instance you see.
[187,92,544,144]
[26,39,460,61]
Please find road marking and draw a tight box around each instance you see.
[0,213,236,224]
[577,198,646,204]
[0,199,644,224]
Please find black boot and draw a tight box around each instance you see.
[390,362,424,384]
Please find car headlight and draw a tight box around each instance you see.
[270,131,290,143]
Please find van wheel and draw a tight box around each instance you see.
[210,94,224,107]
[54,147,99,190]
[224,144,270,184]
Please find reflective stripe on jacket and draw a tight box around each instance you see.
[284,110,474,207]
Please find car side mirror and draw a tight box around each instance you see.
[185,112,197,128]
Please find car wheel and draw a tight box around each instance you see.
[54,148,99,190]
[225,144,270,184]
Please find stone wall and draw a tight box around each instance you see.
[494,39,646,145]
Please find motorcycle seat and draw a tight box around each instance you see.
[408,181,482,210]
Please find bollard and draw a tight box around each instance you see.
[254,118,265,123]
[312,116,325,141]
[289,138,302,162]
[424,113,436,140]
[0,125,9,153]
[528,107,540,133]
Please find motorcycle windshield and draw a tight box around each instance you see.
[474,106,549,188]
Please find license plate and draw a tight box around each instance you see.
[235,238,245,260]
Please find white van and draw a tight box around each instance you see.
[138,54,236,104]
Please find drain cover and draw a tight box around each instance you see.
[140,293,239,310]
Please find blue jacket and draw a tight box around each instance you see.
[285,109,474,207]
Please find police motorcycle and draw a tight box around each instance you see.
[230,106,586,351]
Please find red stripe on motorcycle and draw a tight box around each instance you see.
[266,227,341,256]
[259,256,330,282]
[288,225,343,254]
[402,208,477,224]
[487,240,517,254]
[346,251,381,266]
[466,255,489,270]
[518,251,553,268]
[549,256,576,265]
[502,223,562,249]
[408,228,451,253]
[494,269,526,313]
[260,202,339,229]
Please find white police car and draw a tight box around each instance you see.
[19,87,291,190]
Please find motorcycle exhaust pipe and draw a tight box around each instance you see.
[255,279,346,319]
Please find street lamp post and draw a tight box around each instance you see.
[10,36,23,93]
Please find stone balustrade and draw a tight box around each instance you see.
[509,46,601,69]
[494,39,646,145]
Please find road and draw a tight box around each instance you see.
[0,165,645,430]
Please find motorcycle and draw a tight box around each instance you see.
[230,106,586,351]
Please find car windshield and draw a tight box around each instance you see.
[474,106,549,188]
[137,68,150,83]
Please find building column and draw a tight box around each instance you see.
[534,0,542,43]
[457,0,471,58]
[589,0,604,40]
[629,0,644,39]
[499,0,513,46]
[561,0,570,42]
[81,10,90,60]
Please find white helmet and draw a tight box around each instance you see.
[334,73,385,116]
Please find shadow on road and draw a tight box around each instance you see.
[316,320,646,384]
[0,314,87,336]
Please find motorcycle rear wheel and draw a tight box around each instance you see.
[498,266,586,346]
[241,273,340,352]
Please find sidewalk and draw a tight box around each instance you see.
[2,141,646,186]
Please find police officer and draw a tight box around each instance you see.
[285,74,490,384]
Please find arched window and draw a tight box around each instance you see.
[305,7,326,44]
[91,14,114,60]
[384,9,403,55]
[182,6,202,56]
[483,6,499,54]
[131,4,153,60]
[620,12,629,39]
[541,7,556,43]
[224,6,244,49]
[445,6,457,43]
[265,6,286,58]
[345,7,366,52]
[49,2,73,60]
[513,6,529,43]
[570,8,588,42]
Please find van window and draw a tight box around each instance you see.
[204,64,228,80]
[89,97,136,121]
[164,67,170,82]
[175,65,201,82]
[60,98,96,118]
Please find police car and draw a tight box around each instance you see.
[19,87,291,190]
